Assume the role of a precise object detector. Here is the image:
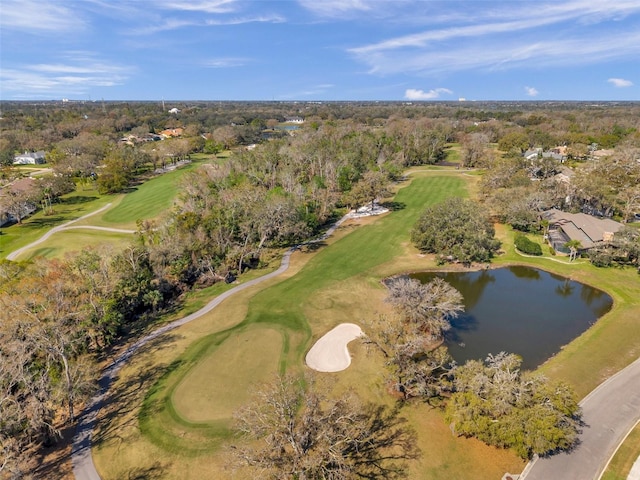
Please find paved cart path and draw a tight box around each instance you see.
[71,211,360,480]
[6,203,136,261]
[521,355,640,480]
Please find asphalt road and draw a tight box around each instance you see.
[521,355,640,480]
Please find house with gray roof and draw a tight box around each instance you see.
[542,208,623,253]
[13,151,46,165]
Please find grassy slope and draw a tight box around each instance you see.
[601,422,640,480]
[1,158,212,260]
[17,229,133,261]
[99,162,199,227]
[92,171,526,479]
[0,187,114,258]
[91,168,640,479]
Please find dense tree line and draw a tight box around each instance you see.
[0,115,450,475]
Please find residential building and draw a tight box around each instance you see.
[13,151,46,165]
[542,208,623,253]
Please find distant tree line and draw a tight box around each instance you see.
[0,117,450,476]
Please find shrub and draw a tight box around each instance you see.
[514,234,542,256]
[589,249,613,267]
[411,197,500,265]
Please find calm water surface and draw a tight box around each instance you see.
[411,266,613,369]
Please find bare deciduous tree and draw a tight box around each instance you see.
[231,375,419,479]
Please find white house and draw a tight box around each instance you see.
[13,151,46,165]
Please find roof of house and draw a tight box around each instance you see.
[542,208,623,249]
[14,150,45,159]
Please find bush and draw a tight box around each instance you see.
[589,249,613,267]
[411,197,501,265]
[514,234,542,256]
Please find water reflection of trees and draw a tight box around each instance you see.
[579,285,613,316]
[411,270,495,311]
[510,265,541,281]
[555,278,575,298]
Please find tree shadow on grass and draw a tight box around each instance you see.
[90,332,182,449]
[380,201,406,211]
[123,462,168,479]
[62,195,98,205]
[21,216,66,228]
[301,241,327,253]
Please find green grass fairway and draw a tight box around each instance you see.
[130,173,473,456]
[1,159,213,260]
[13,228,133,261]
[0,188,113,259]
[100,161,202,227]
[172,327,283,423]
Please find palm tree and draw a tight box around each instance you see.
[564,239,582,261]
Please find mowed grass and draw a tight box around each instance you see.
[171,326,283,423]
[13,228,134,261]
[93,171,527,479]
[97,160,205,227]
[1,158,215,260]
[601,421,640,480]
[0,187,113,258]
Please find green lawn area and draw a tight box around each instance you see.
[14,228,134,261]
[0,187,114,258]
[99,161,202,227]
[601,422,640,480]
[94,171,526,479]
[90,168,640,480]
[1,156,219,260]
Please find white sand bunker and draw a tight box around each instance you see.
[305,323,363,372]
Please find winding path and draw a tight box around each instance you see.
[71,247,296,480]
[6,203,135,261]
[57,195,640,480]
[71,211,358,480]
[520,355,640,480]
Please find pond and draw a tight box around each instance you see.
[410,266,613,369]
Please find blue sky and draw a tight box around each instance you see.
[1,0,639,101]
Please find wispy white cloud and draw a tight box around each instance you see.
[608,78,633,87]
[156,0,238,14]
[525,86,539,97]
[203,57,250,68]
[204,15,285,26]
[405,88,452,100]
[0,0,86,33]
[297,0,374,17]
[351,29,640,76]
[0,52,134,96]
[278,84,335,99]
[348,1,640,76]
[128,13,284,35]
